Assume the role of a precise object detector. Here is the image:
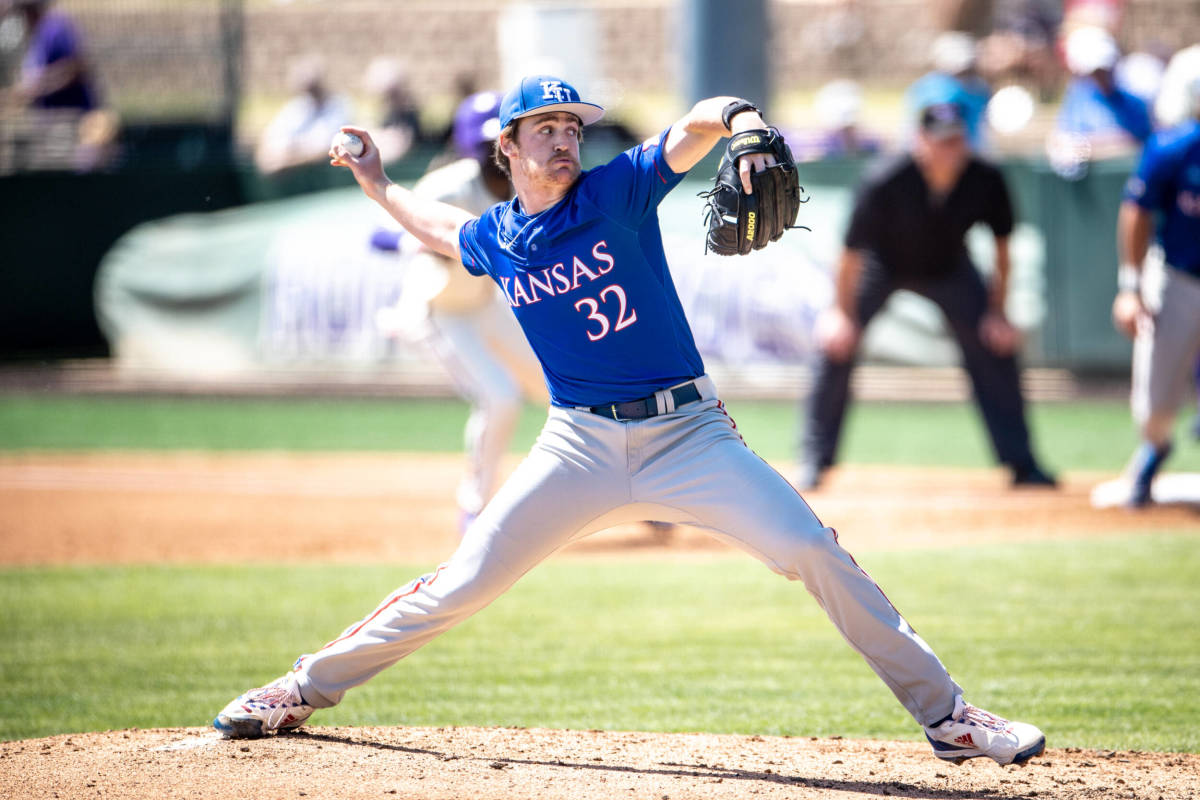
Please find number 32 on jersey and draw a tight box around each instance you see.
[574,284,638,341]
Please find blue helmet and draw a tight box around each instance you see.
[498,75,604,130]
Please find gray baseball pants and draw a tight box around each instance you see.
[1132,256,1200,426]
[292,375,961,727]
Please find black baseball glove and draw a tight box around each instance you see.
[699,127,804,256]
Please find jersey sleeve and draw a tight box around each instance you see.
[1124,135,1176,212]
[579,128,686,227]
[457,216,490,277]
[1114,92,1153,143]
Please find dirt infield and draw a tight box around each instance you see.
[2,451,1198,799]
[2,451,1196,565]
[2,725,1198,800]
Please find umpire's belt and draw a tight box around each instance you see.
[579,377,709,422]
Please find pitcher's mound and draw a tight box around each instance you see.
[3,725,1197,800]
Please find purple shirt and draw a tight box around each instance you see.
[22,10,97,110]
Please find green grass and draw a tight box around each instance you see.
[2,394,1198,472]
[0,395,509,453]
[1,394,1197,749]
[1,535,1197,751]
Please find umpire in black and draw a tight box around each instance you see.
[797,101,1056,490]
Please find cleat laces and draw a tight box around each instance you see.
[240,681,307,729]
[957,702,1010,733]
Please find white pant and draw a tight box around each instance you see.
[425,301,545,515]
[293,377,960,727]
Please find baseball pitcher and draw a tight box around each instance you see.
[380,91,547,531]
[213,74,1045,767]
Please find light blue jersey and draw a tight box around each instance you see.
[459,129,704,407]
[1058,77,1153,143]
[1124,119,1200,278]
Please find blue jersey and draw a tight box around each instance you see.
[1057,77,1152,143]
[1123,120,1200,278]
[459,129,704,407]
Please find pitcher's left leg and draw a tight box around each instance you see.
[634,405,959,727]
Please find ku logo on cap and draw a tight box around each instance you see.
[540,80,571,102]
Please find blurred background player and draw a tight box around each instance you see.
[374,91,545,532]
[255,54,354,175]
[798,99,1056,491]
[789,78,881,162]
[361,56,422,164]
[1156,45,1200,444]
[1112,74,1200,507]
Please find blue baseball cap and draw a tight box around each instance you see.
[498,75,604,130]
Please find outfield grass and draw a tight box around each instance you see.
[2,394,1199,472]
[1,535,1197,750]
[2,394,1197,749]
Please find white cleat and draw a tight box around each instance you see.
[213,674,314,739]
[924,695,1046,766]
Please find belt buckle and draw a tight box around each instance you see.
[606,399,649,422]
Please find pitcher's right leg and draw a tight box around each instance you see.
[215,409,631,736]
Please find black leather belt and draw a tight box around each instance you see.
[583,381,703,422]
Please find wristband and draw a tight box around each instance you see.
[1117,263,1141,294]
[721,99,761,131]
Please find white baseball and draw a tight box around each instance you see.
[333,131,364,158]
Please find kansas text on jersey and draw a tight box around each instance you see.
[459,129,704,407]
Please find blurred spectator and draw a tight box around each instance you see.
[790,79,882,162]
[1056,27,1151,145]
[801,0,867,80]
[1155,44,1200,129]
[362,56,421,163]
[255,54,354,175]
[978,0,1063,101]
[433,72,482,152]
[4,0,97,111]
[1113,48,1167,106]
[797,100,1056,491]
[1,0,116,172]
[906,31,992,151]
[1048,26,1151,178]
[1112,75,1200,506]
[1061,0,1124,35]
